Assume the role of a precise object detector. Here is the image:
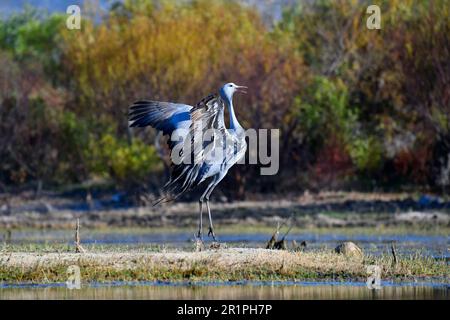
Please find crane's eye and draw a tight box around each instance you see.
[229,84,233,87]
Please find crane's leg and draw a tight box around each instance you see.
[206,200,216,241]
[201,173,226,242]
[199,179,216,229]
[197,175,220,243]
[197,200,203,240]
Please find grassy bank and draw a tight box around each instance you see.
[0,248,448,283]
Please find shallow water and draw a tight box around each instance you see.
[0,281,448,300]
[6,229,449,259]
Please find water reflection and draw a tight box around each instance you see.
[1,282,448,300]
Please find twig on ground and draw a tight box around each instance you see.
[75,218,85,253]
[274,222,294,249]
[267,217,295,250]
[266,222,281,249]
[292,240,307,252]
[391,242,398,266]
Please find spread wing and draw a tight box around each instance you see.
[128,101,192,135]
[162,94,225,201]
[128,94,225,202]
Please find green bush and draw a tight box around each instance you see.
[0,7,65,77]
[348,136,383,172]
[88,133,162,187]
[297,76,358,148]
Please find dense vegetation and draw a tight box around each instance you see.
[0,0,449,200]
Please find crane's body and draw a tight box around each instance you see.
[128,83,247,243]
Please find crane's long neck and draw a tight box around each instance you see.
[225,97,242,132]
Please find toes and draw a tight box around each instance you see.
[195,232,203,241]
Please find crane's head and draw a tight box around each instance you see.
[219,83,247,102]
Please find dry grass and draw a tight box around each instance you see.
[0,248,448,283]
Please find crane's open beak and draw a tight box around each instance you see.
[236,85,248,94]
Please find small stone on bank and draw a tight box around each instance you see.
[335,242,363,258]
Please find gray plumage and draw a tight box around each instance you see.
[128,83,247,242]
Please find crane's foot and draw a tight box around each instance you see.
[207,227,216,241]
[207,227,224,249]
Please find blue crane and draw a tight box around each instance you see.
[128,83,248,244]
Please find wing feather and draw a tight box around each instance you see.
[128,94,226,202]
[162,94,226,200]
[128,101,192,135]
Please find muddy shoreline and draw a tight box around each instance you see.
[1,192,449,229]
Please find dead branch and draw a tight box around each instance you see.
[75,218,85,253]
[391,242,398,266]
[266,221,281,249]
